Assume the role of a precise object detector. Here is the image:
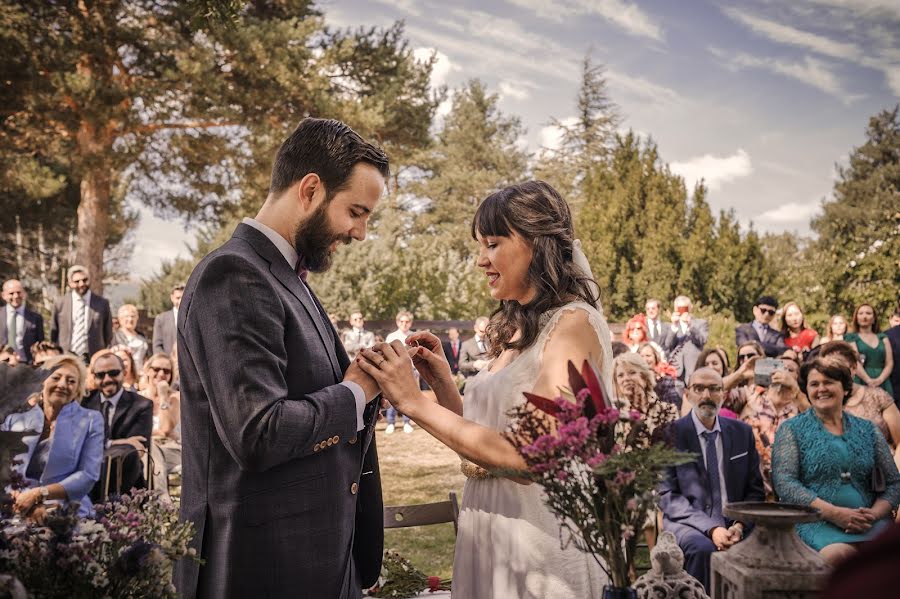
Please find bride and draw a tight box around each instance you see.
[357,181,612,598]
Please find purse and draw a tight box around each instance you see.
[872,464,887,494]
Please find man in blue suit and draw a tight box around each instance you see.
[735,295,788,357]
[660,367,765,592]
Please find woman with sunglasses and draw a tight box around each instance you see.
[139,353,181,500]
[2,354,103,521]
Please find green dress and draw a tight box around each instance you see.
[845,332,893,395]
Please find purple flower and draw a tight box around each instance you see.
[586,452,608,468]
[556,471,569,482]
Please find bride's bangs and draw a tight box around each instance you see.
[471,188,516,241]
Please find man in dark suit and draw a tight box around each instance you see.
[644,298,666,346]
[886,309,900,404]
[1,279,44,363]
[735,295,788,358]
[442,327,462,374]
[660,295,708,384]
[460,316,490,377]
[152,283,184,355]
[660,367,765,592]
[176,118,388,599]
[50,265,113,360]
[83,352,153,498]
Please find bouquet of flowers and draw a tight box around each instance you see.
[506,360,694,589]
[0,490,199,598]
[368,550,451,598]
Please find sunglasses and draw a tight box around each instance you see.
[737,353,758,361]
[149,365,172,375]
[93,369,122,379]
[758,307,776,316]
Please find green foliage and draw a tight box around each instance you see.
[812,105,900,319]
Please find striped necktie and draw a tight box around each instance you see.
[72,294,88,356]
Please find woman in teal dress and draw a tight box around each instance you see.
[772,357,900,566]
[845,303,894,395]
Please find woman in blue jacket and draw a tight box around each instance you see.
[3,354,104,521]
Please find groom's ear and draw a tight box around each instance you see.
[296,172,326,213]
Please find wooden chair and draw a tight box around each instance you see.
[383,491,460,535]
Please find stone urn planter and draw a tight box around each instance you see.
[711,502,830,599]
[634,531,709,599]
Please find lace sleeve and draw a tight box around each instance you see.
[873,424,900,509]
[772,421,817,505]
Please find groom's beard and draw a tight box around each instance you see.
[294,203,351,273]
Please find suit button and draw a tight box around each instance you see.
[313,443,321,452]
[332,435,340,444]
[348,436,357,445]
[350,482,359,495]
[325,438,332,447]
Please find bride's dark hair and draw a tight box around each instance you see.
[471,180,600,359]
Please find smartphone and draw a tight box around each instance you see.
[754,358,785,387]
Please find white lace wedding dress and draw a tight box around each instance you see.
[452,302,612,598]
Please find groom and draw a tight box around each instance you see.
[175,118,389,598]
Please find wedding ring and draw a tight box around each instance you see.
[377,358,386,367]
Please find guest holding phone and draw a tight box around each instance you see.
[661,295,708,385]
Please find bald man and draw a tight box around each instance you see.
[659,367,765,592]
[1,279,44,364]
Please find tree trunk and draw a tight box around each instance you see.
[75,167,111,296]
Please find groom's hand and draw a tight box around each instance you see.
[344,360,380,402]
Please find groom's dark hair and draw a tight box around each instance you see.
[269,118,390,197]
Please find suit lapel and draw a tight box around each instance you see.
[682,420,708,481]
[234,224,343,382]
[721,419,738,500]
[112,391,133,436]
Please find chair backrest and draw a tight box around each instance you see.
[383,491,460,535]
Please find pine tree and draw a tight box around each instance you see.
[812,105,900,316]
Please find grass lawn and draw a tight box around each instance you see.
[376,420,466,581]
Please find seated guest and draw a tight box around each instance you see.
[442,327,463,375]
[687,347,734,417]
[845,303,894,395]
[736,295,788,357]
[660,367,765,592]
[772,358,900,566]
[739,355,809,500]
[139,353,181,501]
[613,352,678,446]
[29,341,62,368]
[781,301,819,359]
[110,344,139,391]
[822,314,849,344]
[112,304,150,371]
[638,342,682,409]
[718,341,765,415]
[83,350,153,499]
[819,341,900,467]
[2,354,103,520]
[661,295,708,384]
[623,316,650,353]
[341,311,375,359]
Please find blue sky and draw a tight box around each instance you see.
[131,0,899,278]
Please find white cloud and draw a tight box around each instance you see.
[724,51,863,104]
[757,201,822,225]
[504,0,664,41]
[670,149,754,192]
[413,47,460,88]
[606,70,683,107]
[539,116,579,151]
[498,80,533,101]
[372,0,423,17]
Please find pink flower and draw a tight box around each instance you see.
[613,469,636,488]
[586,452,608,468]
[628,409,642,422]
[576,388,591,403]
[556,470,569,482]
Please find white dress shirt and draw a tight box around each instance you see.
[242,217,367,431]
[690,408,729,510]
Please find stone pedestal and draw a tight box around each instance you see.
[711,502,830,599]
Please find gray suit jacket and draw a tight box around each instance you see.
[175,223,382,599]
[152,309,176,355]
[459,336,488,377]
[50,292,113,356]
[661,319,709,383]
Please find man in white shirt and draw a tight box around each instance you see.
[152,284,184,355]
[385,311,414,433]
[645,298,665,345]
[1,279,44,364]
[460,316,491,377]
[342,311,375,359]
[50,265,113,361]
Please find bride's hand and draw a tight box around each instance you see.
[357,342,424,414]
[405,332,453,388]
